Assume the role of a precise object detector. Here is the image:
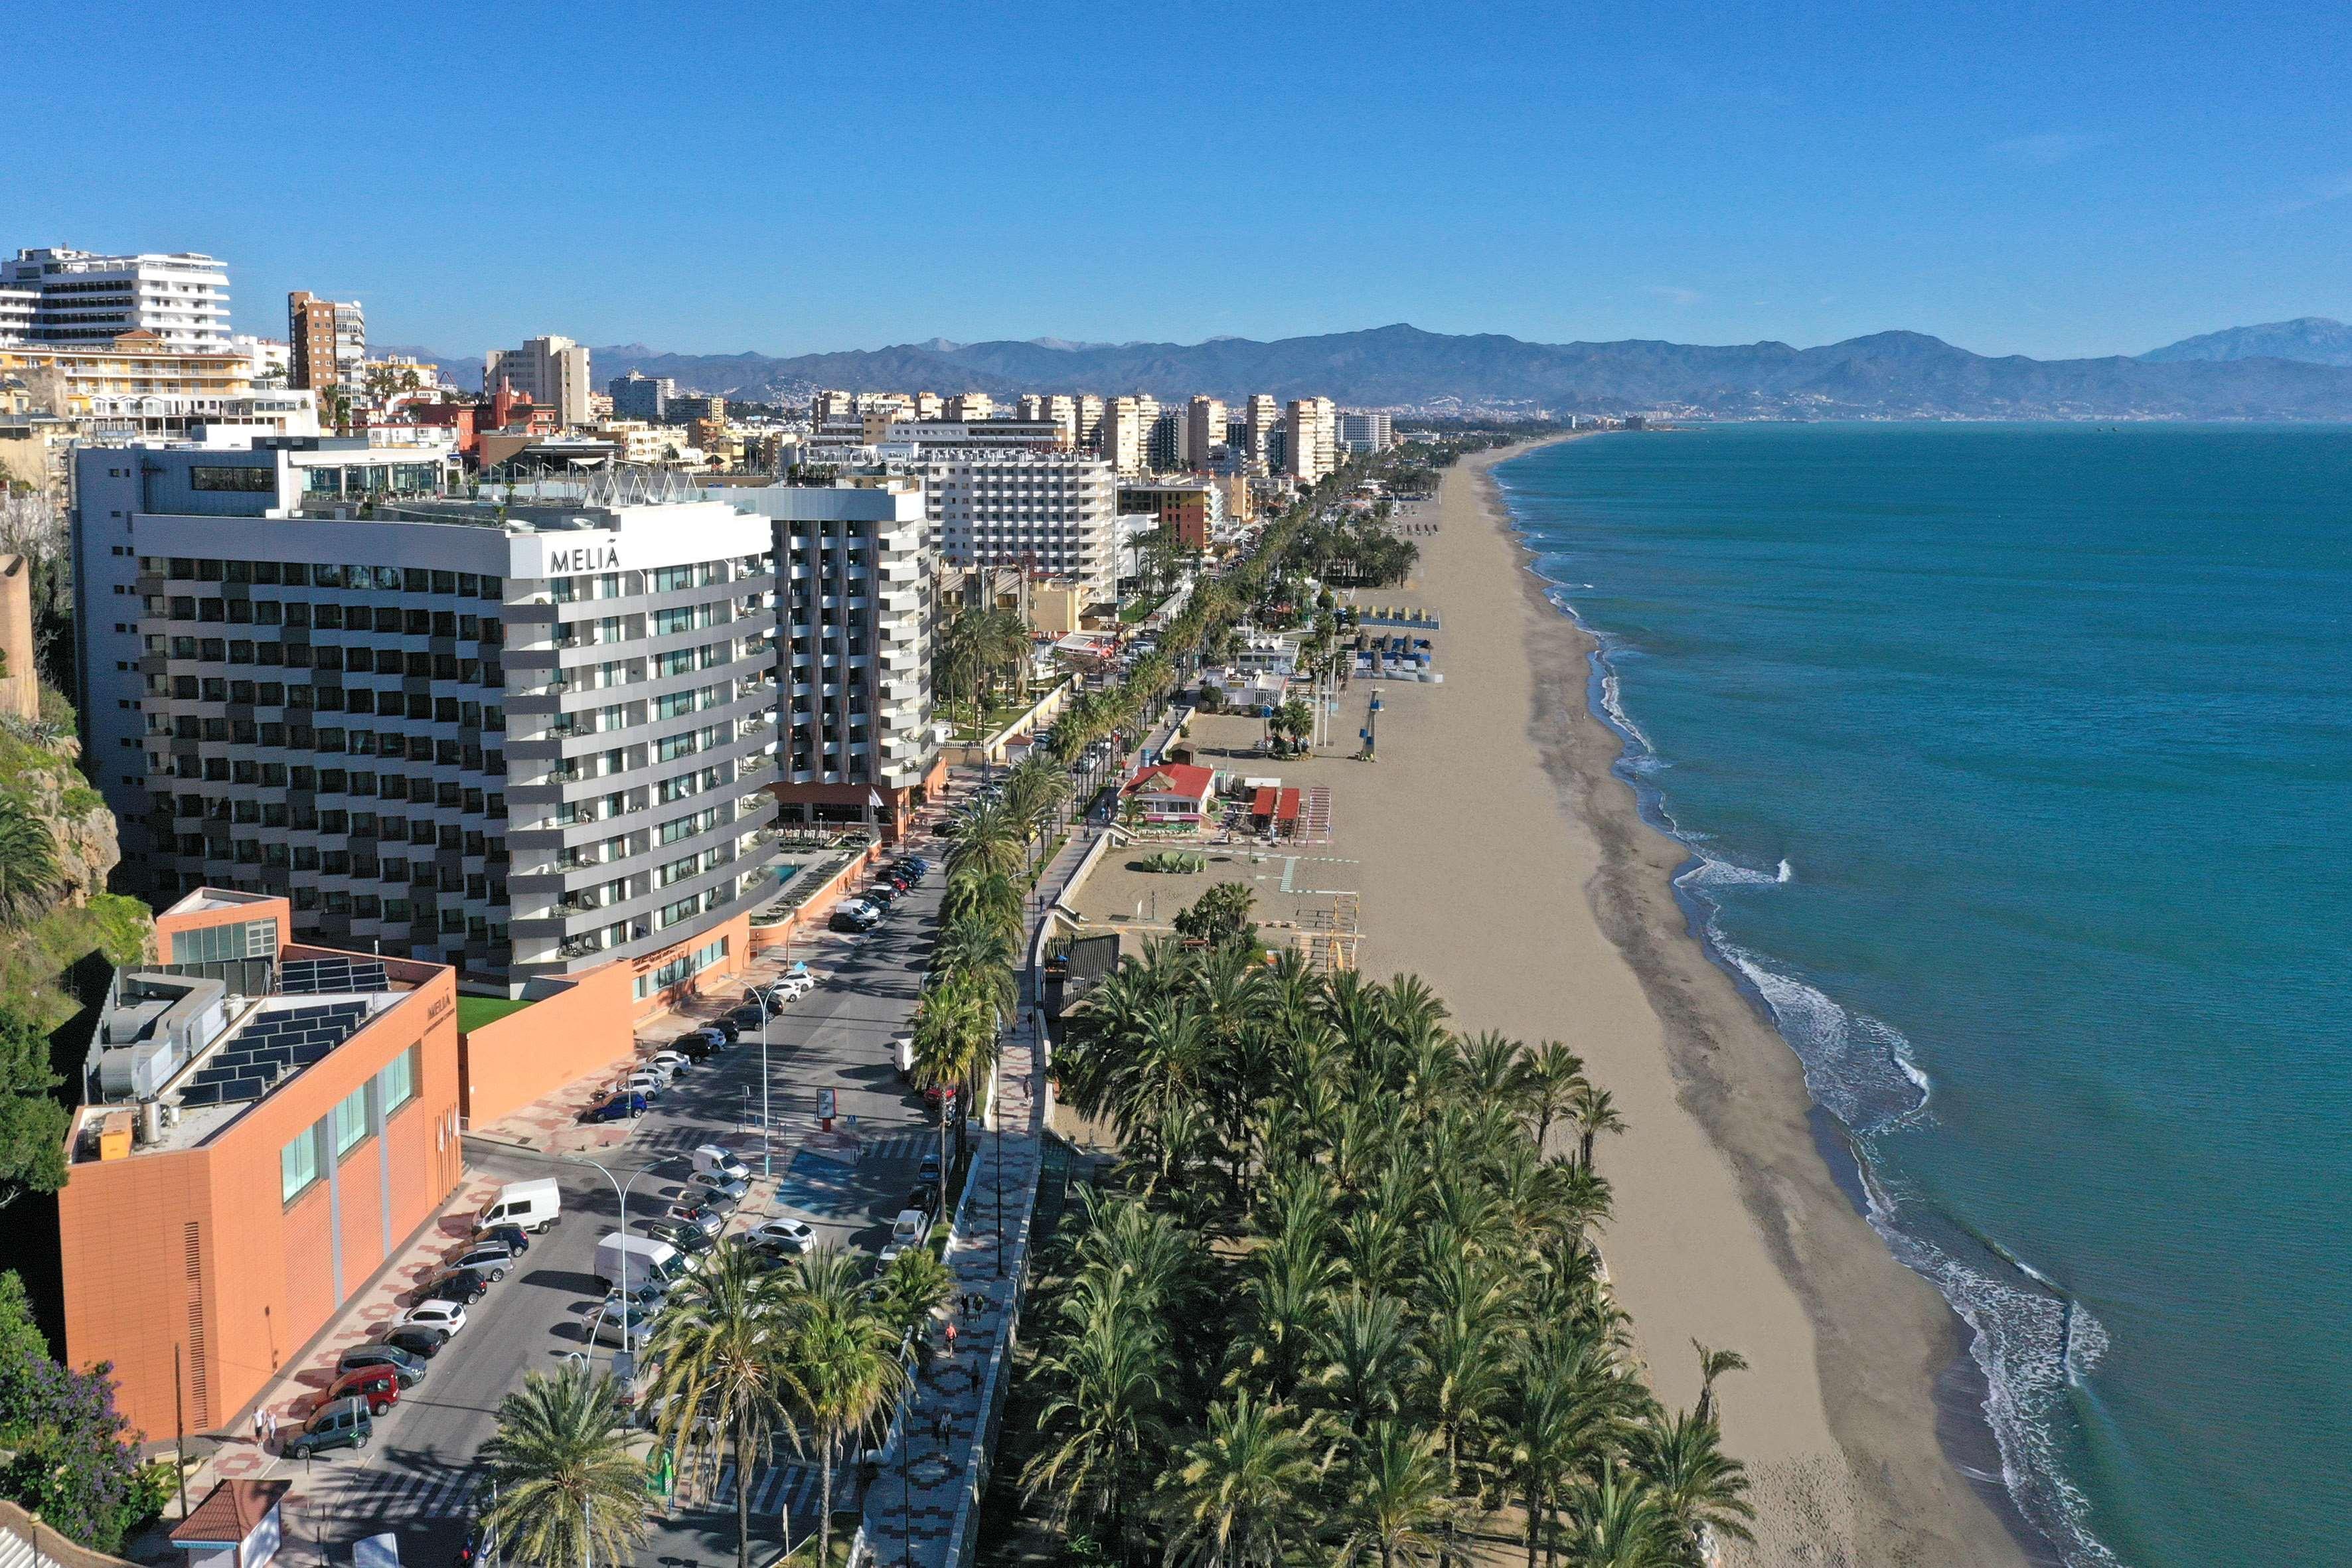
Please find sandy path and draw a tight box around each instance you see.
[1322,441,2033,1565]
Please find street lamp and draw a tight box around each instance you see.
[558,1152,687,1360]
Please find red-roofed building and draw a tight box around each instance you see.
[1249,785,1303,838]
[1122,762,1216,824]
[171,1480,289,1568]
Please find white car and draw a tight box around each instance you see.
[402,1299,467,1336]
[619,1071,665,1097]
[770,973,815,1000]
[747,1217,816,1255]
[645,1051,691,1077]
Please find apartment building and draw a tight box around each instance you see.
[1339,409,1395,452]
[287,292,365,393]
[1285,396,1338,482]
[1243,394,1280,465]
[1098,396,1146,473]
[943,392,994,422]
[1148,408,1185,473]
[609,370,675,421]
[924,449,1117,604]
[0,248,232,351]
[0,335,317,438]
[880,419,1067,452]
[1119,477,1225,551]
[720,480,941,834]
[1186,396,1226,474]
[72,439,786,995]
[1016,394,1078,443]
[58,890,463,1440]
[1074,393,1104,449]
[483,335,592,427]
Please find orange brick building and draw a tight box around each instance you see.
[57,891,463,1439]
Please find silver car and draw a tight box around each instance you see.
[684,1170,747,1208]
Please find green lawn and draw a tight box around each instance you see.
[457,994,537,1033]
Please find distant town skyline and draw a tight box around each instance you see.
[5,1,2345,361]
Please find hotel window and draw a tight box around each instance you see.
[280,1128,321,1204]
[331,1083,370,1159]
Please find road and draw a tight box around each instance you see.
[277,854,947,1568]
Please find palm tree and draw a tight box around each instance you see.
[0,797,62,925]
[1024,1283,1174,1561]
[911,980,993,1178]
[929,915,1020,1024]
[1330,1421,1455,1568]
[945,797,1026,882]
[1521,1040,1587,1153]
[641,1242,789,1568]
[1156,1389,1322,1568]
[1628,1410,1756,1558]
[872,1244,954,1338]
[1557,1470,1674,1568]
[1569,1083,1626,1172]
[939,866,1024,949]
[1002,751,1071,847]
[477,1365,647,1568]
[1310,1290,1415,1433]
[1689,1342,1748,1428]
[777,1247,906,1568]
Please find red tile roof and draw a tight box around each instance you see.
[173,1480,290,1547]
[1123,763,1215,801]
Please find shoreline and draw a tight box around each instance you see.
[1398,439,2035,1563]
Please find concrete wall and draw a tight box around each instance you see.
[0,556,36,722]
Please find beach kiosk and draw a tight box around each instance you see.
[170,1481,289,1568]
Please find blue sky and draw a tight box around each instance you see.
[6,0,2345,360]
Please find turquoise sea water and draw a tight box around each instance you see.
[1496,426,2352,1568]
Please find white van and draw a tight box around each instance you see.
[595,1233,686,1293]
[893,1034,916,1080]
[476,1178,561,1235]
[692,1144,750,1183]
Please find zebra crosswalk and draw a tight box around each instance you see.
[309,1462,477,1522]
[709,1458,824,1518]
[862,1131,928,1163]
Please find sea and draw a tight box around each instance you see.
[1494,424,2352,1568]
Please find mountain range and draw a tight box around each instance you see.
[376,320,2352,420]
[2136,317,2352,367]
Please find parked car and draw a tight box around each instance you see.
[861,884,900,909]
[335,1344,426,1388]
[478,1223,531,1257]
[907,1182,939,1216]
[917,1150,942,1183]
[831,906,881,933]
[877,1208,929,1266]
[286,1397,372,1458]
[682,1025,730,1052]
[692,1144,751,1183]
[591,1301,660,1349]
[746,1217,817,1255]
[643,1219,715,1256]
[670,1033,719,1063]
[442,1245,510,1281]
[402,1299,469,1337]
[726,1004,770,1032]
[376,1324,447,1361]
[584,1090,647,1123]
[664,1202,724,1239]
[421,1269,491,1306]
[617,1070,665,1100]
[645,1050,692,1077]
[321,1367,401,1417]
[700,1016,742,1044]
[684,1170,747,1208]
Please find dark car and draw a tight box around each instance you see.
[917,1150,942,1183]
[286,1396,372,1458]
[725,1004,769,1032]
[479,1222,531,1257]
[377,1324,447,1361]
[701,1016,741,1044]
[831,907,880,933]
[907,1182,940,1215]
[336,1344,426,1388]
[643,1219,716,1256]
[321,1367,401,1417]
[422,1268,491,1306]
[583,1090,647,1124]
[862,882,900,907]
[672,1033,719,1063]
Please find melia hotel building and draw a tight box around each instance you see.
[74,440,787,1003]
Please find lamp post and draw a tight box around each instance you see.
[761,1003,773,1182]
[559,1152,686,1359]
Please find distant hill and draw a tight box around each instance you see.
[2138,317,2352,367]
[374,323,2352,419]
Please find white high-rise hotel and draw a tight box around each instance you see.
[923,449,1119,604]
[0,248,232,351]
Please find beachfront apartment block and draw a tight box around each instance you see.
[1,248,233,351]
[709,478,942,833]
[1339,409,1395,453]
[483,335,593,427]
[1186,396,1226,474]
[72,437,792,996]
[1286,396,1338,482]
[923,448,1119,605]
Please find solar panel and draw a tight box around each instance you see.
[280,958,389,996]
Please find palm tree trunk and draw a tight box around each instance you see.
[817,1435,834,1568]
[734,1424,753,1568]
[1523,1476,1539,1568]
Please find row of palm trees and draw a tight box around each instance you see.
[479,1241,956,1568]
[935,602,1033,734]
[1008,931,1755,1567]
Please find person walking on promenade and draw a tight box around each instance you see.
[264,1408,278,1452]
[944,1319,957,1355]
[252,1407,266,1448]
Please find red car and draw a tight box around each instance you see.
[320,1366,401,1416]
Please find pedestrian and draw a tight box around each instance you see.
[264,1408,278,1451]
[252,1407,266,1447]
[934,1410,950,1446]
[944,1320,957,1354]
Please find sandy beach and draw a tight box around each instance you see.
[1059,439,2037,1561]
